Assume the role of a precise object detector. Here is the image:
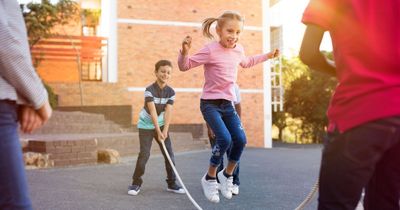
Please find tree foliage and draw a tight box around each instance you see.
[272,111,287,141]
[285,70,337,142]
[20,0,79,49]
[20,0,79,108]
[272,54,337,143]
[272,57,309,141]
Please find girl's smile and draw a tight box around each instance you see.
[217,19,243,48]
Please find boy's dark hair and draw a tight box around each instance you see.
[155,60,172,72]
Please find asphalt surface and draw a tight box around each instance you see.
[27,145,323,210]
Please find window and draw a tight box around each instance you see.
[81,61,102,81]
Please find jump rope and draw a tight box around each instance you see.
[294,179,319,210]
[161,139,319,210]
[161,141,203,210]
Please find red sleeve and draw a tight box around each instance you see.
[302,0,339,31]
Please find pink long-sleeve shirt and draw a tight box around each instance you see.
[178,41,268,101]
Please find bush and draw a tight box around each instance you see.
[44,83,58,109]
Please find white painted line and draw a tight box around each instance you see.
[118,19,263,31]
[127,87,263,94]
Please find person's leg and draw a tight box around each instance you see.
[155,131,176,186]
[226,144,240,195]
[209,134,224,185]
[222,102,246,175]
[200,101,232,177]
[318,118,400,210]
[363,119,400,210]
[200,100,233,202]
[216,101,245,199]
[0,101,32,210]
[226,144,240,186]
[156,133,185,194]
[131,129,154,186]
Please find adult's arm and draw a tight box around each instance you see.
[0,1,48,109]
[0,1,52,123]
[299,24,336,77]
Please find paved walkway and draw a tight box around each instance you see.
[27,145,323,210]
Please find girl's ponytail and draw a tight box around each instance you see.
[201,11,244,40]
[202,17,218,39]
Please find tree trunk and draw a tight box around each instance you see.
[278,128,283,141]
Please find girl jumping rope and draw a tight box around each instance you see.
[178,11,279,203]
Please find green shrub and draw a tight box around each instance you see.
[44,83,58,109]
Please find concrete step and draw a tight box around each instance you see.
[49,111,106,123]
[29,111,123,134]
[32,123,122,134]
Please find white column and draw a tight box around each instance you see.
[262,0,273,148]
[106,0,118,83]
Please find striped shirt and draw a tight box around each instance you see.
[137,82,175,129]
[0,0,48,109]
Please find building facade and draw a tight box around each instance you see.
[34,0,279,148]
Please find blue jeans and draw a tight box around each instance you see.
[200,99,246,167]
[0,100,32,210]
[319,117,400,210]
[132,128,177,186]
[209,136,240,185]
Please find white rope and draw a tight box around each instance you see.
[294,178,319,210]
[161,141,203,210]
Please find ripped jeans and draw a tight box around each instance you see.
[200,99,246,167]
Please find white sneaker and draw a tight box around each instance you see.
[232,184,239,195]
[127,185,140,196]
[217,170,233,199]
[167,183,186,194]
[201,174,220,203]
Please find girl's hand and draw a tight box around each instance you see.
[181,36,192,55]
[267,49,280,59]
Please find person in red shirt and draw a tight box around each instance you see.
[300,0,400,209]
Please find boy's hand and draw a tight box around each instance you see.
[19,105,43,134]
[267,49,280,59]
[162,129,169,141]
[157,129,165,142]
[181,36,192,55]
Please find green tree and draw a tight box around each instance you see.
[20,0,79,108]
[21,0,79,50]
[272,57,309,141]
[272,111,287,141]
[285,68,337,143]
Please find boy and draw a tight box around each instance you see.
[128,60,185,195]
[300,0,400,209]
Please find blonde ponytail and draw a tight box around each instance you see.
[201,11,244,40]
[202,17,218,39]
